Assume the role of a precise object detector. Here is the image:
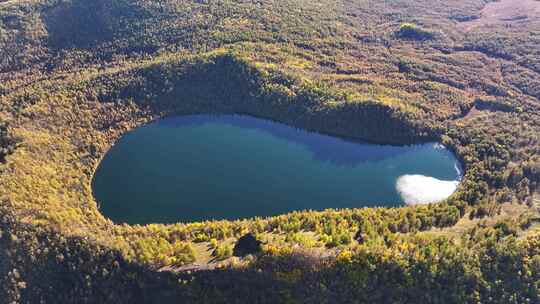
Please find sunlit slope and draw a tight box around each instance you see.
[2,0,539,115]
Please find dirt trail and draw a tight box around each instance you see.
[458,0,540,31]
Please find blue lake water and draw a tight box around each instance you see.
[92,114,461,224]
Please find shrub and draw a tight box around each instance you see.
[397,23,434,40]
[233,233,262,257]
[213,243,233,260]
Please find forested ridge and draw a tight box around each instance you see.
[0,0,540,303]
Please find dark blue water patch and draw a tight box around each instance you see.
[157,115,431,166]
[92,114,460,224]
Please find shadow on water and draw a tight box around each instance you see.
[156,114,427,166]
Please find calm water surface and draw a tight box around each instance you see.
[92,115,460,224]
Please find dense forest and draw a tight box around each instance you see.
[0,0,539,302]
